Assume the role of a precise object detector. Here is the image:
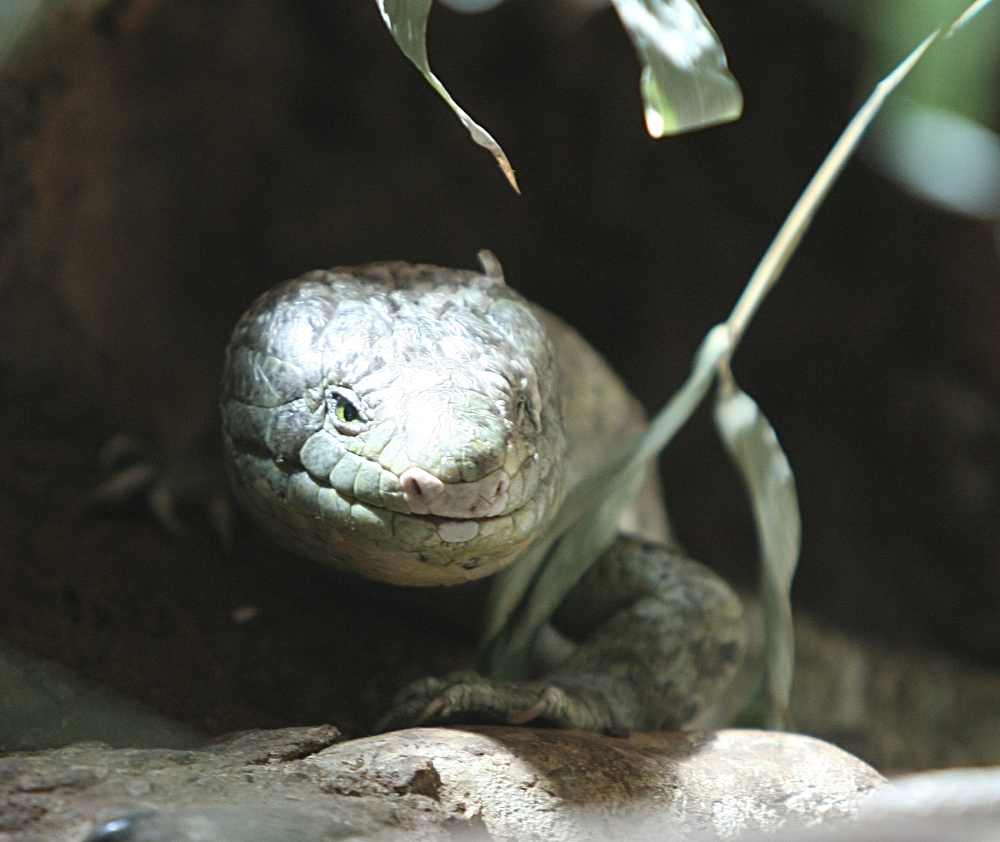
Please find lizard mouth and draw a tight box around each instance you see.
[223,437,556,581]
[330,486,533,545]
[395,508,511,525]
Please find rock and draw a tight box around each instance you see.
[741,765,1000,842]
[0,726,883,841]
[305,728,885,840]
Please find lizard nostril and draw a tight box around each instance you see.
[400,467,445,506]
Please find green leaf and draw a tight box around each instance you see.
[610,0,744,136]
[481,1,982,696]
[725,28,940,348]
[379,0,744,189]
[803,0,1000,217]
[482,326,731,678]
[376,0,519,192]
[714,375,800,729]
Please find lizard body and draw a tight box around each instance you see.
[220,252,745,731]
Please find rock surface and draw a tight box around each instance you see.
[0,725,884,841]
[744,765,1000,842]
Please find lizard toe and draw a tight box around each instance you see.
[82,434,233,549]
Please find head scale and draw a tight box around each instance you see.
[221,254,566,585]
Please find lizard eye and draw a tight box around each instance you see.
[335,395,359,423]
[326,387,365,434]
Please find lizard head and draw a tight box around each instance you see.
[220,253,566,585]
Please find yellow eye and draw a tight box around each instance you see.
[335,395,359,423]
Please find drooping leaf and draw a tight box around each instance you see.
[724,28,940,347]
[610,0,744,136]
[379,0,744,187]
[714,375,800,729]
[482,325,731,678]
[483,10,967,690]
[376,0,519,191]
[805,0,1000,218]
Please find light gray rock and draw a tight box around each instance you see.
[734,765,1000,842]
[303,727,885,840]
[0,726,884,841]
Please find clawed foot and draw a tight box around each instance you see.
[373,671,626,734]
[81,434,233,547]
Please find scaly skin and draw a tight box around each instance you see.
[221,252,745,731]
[222,256,564,586]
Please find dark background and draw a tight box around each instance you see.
[1,0,998,739]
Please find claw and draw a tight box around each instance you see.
[81,462,158,510]
[416,696,448,726]
[415,680,479,725]
[506,686,563,725]
[148,479,189,539]
[96,433,150,474]
[376,673,603,733]
[83,435,234,549]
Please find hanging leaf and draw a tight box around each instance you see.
[482,325,731,678]
[610,0,744,136]
[378,0,744,187]
[482,13,962,691]
[724,29,940,347]
[376,0,519,192]
[714,375,800,729]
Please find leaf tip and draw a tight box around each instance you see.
[644,105,667,139]
[501,160,521,194]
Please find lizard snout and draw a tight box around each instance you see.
[399,466,510,518]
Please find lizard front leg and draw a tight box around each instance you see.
[375,536,746,733]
